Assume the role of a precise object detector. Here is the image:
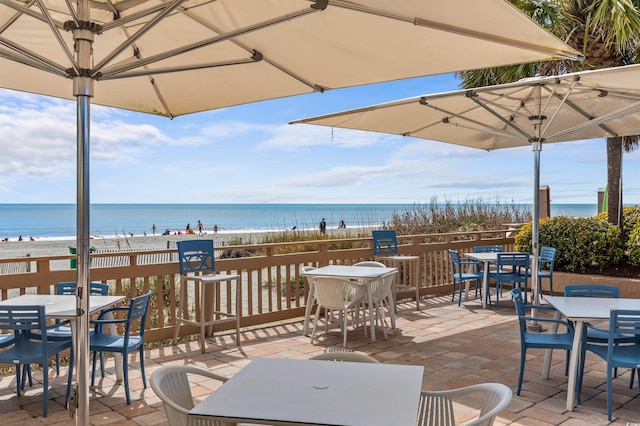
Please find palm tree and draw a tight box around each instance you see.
[459,0,640,227]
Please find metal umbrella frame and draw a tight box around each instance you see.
[0,0,580,423]
[292,63,640,312]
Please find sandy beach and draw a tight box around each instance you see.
[0,228,355,260]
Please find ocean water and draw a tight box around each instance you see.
[0,203,600,241]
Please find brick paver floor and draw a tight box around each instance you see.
[0,294,638,425]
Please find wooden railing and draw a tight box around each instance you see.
[0,230,515,343]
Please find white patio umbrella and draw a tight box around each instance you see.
[292,63,640,313]
[0,0,580,423]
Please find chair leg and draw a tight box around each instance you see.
[139,346,146,389]
[517,347,526,395]
[123,351,131,405]
[451,278,457,303]
[310,304,322,343]
[42,363,49,417]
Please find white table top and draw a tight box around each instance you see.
[544,295,640,320]
[190,357,424,426]
[301,264,397,279]
[464,252,519,262]
[0,294,124,319]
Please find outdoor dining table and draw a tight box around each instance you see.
[542,295,640,411]
[189,357,424,426]
[0,293,125,380]
[300,265,398,342]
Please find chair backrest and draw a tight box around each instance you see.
[309,352,380,363]
[496,253,529,276]
[510,288,528,339]
[539,246,556,271]
[564,284,619,298]
[608,309,640,349]
[177,240,215,275]
[56,281,109,296]
[311,276,362,310]
[353,261,386,268]
[105,291,152,342]
[149,365,229,426]
[417,383,512,426]
[474,245,503,253]
[448,249,463,274]
[372,230,398,255]
[0,305,48,353]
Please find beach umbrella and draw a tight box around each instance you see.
[292,63,640,312]
[0,0,580,423]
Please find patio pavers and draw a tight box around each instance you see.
[0,295,636,425]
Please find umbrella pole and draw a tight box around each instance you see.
[71,3,94,423]
[528,139,542,332]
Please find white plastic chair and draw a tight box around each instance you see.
[309,352,380,363]
[301,265,318,336]
[150,365,230,426]
[354,261,396,336]
[416,383,512,426]
[310,276,367,347]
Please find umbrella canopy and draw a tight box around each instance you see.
[0,0,580,117]
[0,0,579,423]
[292,63,640,311]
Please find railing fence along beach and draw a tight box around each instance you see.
[0,230,515,343]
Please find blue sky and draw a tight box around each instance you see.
[1,72,639,205]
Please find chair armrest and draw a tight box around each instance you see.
[522,315,573,333]
[96,306,128,319]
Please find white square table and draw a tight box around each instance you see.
[301,265,398,342]
[0,294,125,379]
[464,251,521,309]
[543,295,640,411]
[189,357,424,426]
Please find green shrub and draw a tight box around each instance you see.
[627,222,640,266]
[515,216,623,272]
[595,205,640,242]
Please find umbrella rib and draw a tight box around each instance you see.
[327,0,581,60]
[540,84,619,138]
[0,38,68,76]
[546,100,640,142]
[539,79,577,139]
[34,0,78,75]
[0,0,65,29]
[466,92,533,140]
[101,56,261,80]
[418,98,526,144]
[175,7,322,92]
[92,0,187,74]
[97,1,324,80]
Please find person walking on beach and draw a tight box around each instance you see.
[151,224,157,235]
[213,224,218,233]
[197,220,203,235]
[338,219,346,229]
[319,218,326,234]
[186,223,190,232]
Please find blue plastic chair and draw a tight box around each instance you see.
[372,230,398,255]
[519,247,556,295]
[48,281,109,374]
[511,288,573,396]
[578,309,640,420]
[90,290,151,405]
[0,305,74,417]
[448,250,483,306]
[489,253,530,308]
